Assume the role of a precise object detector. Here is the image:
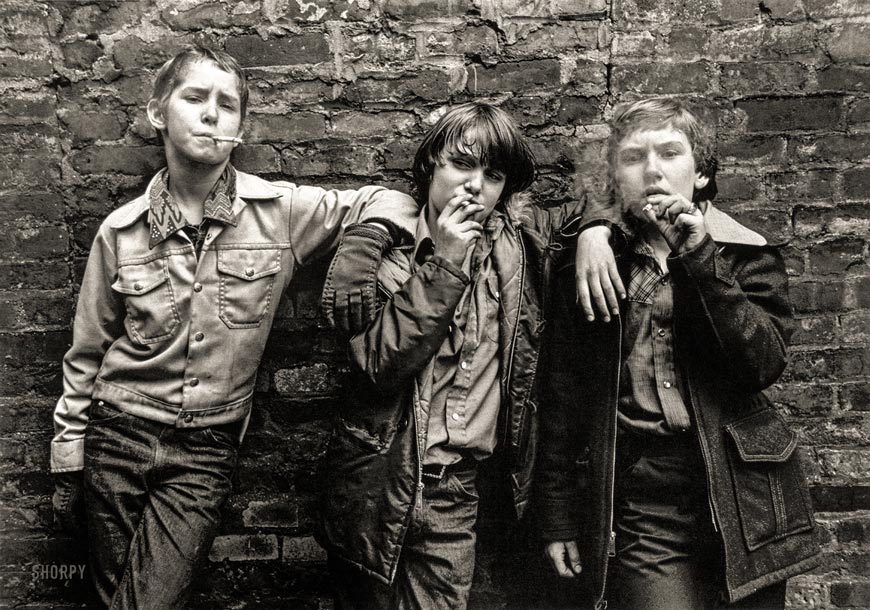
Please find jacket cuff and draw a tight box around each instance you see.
[426,254,470,285]
[538,501,581,542]
[669,234,718,281]
[51,438,84,473]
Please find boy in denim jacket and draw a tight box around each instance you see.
[50,45,415,610]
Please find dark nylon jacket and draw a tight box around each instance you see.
[316,200,577,584]
[537,204,820,607]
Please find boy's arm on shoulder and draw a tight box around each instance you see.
[284,184,416,266]
[346,254,469,393]
[670,236,794,391]
[52,226,125,473]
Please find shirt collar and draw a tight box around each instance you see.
[147,165,238,249]
[412,206,507,267]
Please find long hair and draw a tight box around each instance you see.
[412,102,536,207]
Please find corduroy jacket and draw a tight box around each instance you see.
[537,203,820,608]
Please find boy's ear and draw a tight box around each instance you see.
[146,98,167,132]
[694,173,710,191]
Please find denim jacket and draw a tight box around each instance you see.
[51,170,416,473]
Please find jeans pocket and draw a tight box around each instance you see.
[216,248,281,329]
[87,401,128,426]
[203,426,240,451]
[448,470,479,501]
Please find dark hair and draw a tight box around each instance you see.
[608,97,718,203]
[412,102,536,207]
[150,45,249,121]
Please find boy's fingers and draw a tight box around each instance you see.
[608,259,626,307]
[454,220,484,235]
[576,276,596,321]
[588,273,611,323]
[545,543,577,579]
[565,541,583,574]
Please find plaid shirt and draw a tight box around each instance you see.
[617,237,693,436]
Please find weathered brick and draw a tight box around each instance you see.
[784,349,837,382]
[112,36,190,71]
[719,0,802,21]
[242,497,298,528]
[0,154,59,188]
[615,0,718,23]
[739,96,843,132]
[715,173,762,202]
[613,62,711,95]
[344,70,452,102]
[383,0,472,18]
[555,96,603,125]
[831,580,870,607]
[230,145,281,174]
[611,31,657,58]
[727,208,792,242]
[57,108,127,143]
[208,534,279,562]
[790,280,847,313]
[346,31,417,63]
[0,123,58,152]
[60,39,103,71]
[791,315,837,345]
[844,167,870,200]
[468,60,562,93]
[790,134,870,164]
[274,363,339,398]
[0,191,64,224]
[281,536,326,563]
[0,290,71,331]
[666,26,707,58]
[806,237,866,275]
[804,0,870,18]
[811,485,870,511]
[282,141,379,177]
[817,449,870,482]
[764,169,837,201]
[570,58,608,94]
[160,3,231,30]
[504,23,601,58]
[0,262,68,290]
[817,64,870,93]
[794,204,870,238]
[719,62,810,95]
[267,0,370,21]
[226,33,331,67]
[0,225,68,260]
[768,382,834,416]
[718,135,787,165]
[848,99,870,127]
[827,23,870,64]
[842,382,870,412]
[552,0,607,16]
[245,112,326,143]
[69,146,164,176]
[846,277,870,309]
[842,311,870,345]
[0,94,55,123]
[330,111,415,137]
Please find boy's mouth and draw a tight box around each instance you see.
[644,186,669,197]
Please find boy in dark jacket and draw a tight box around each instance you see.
[538,97,820,609]
[316,102,618,609]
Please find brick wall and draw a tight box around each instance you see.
[1,0,868,608]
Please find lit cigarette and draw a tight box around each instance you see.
[212,136,244,144]
[643,203,653,213]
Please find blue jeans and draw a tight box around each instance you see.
[611,433,786,610]
[83,400,239,610]
[328,465,479,610]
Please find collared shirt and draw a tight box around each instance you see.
[51,168,417,472]
[617,237,692,436]
[414,208,504,466]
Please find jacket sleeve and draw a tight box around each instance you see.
[347,255,469,393]
[287,186,417,266]
[51,225,125,473]
[536,263,584,542]
[669,234,794,393]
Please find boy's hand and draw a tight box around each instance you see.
[545,540,583,578]
[643,194,707,254]
[52,471,86,533]
[321,223,393,334]
[432,194,485,267]
[575,225,624,323]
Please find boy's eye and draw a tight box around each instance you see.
[452,158,473,168]
[485,169,505,181]
[619,151,643,164]
[185,96,201,103]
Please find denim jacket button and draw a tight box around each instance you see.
[194,332,204,342]
[183,413,194,423]
[189,378,199,387]
[193,282,203,292]
[245,267,254,277]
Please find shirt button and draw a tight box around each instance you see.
[663,381,672,389]
[460,361,468,370]
[133,283,142,291]
[189,378,199,387]
[660,277,668,285]
[193,282,203,292]
[194,332,204,341]
[183,413,194,423]
[657,329,666,337]
[451,413,460,421]
[245,267,255,277]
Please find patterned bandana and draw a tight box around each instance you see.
[147,165,238,248]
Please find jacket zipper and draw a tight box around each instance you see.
[596,315,622,610]
[412,383,425,511]
[501,227,526,448]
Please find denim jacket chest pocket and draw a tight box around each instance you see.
[112,258,181,345]
[216,247,282,328]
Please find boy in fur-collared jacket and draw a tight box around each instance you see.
[539,97,820,609]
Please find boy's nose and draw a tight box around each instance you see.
[201,100,218,123]
[643,153,663,177]
[464,172,483,195]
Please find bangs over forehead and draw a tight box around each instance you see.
[412,103,535,205]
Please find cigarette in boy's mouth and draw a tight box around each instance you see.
[211,136,244,144]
